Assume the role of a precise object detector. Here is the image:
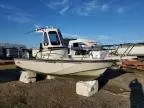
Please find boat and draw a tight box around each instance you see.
[103,43,144,57]
[68,38,138,61]
[14,27,116,80]
[68,39,103,58]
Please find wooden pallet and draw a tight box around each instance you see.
[122,60,144,71]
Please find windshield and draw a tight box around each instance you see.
[48,31,60,45]
[43,32,49,44]
[58,31,64,45]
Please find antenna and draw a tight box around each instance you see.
[24,26,59,35]
[24,27,46,35]
[24,30,36,35]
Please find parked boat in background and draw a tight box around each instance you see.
[103,43,144,60]
[68,38,139,61]
[68,39,109,60]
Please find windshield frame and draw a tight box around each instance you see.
[48,31,61,45]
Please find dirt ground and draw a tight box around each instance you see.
[0,66,144,108]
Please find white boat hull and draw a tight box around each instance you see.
[112,45,144,56]
[15,59,115,79]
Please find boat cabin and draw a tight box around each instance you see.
[34,27,68,59]
[37,27,65,50]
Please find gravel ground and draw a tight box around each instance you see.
[0,67,144,108]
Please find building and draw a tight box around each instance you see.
[0,43,27,59]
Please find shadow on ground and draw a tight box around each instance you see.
[98,68,125,89]
[129,79,144,108]
[0,69,21,83]
[0,68,47,83]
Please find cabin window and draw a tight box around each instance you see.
[58,31,64,45]
[49,31,60,45]
[73,43,79,47]
[43,32,49,45]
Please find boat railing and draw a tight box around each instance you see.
[126,44,135,56]
[61,50,68,60]
[33,48,69,60]
[114,44,123,55]
[120,44,136,58]
[121,45,131,57]
[103,43,137,57]
[81,54,88,60]
[47,49,52,59]
[45,48,68,60]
